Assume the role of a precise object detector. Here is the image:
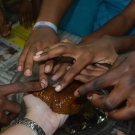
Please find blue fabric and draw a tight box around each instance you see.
[58,0,102,37]
[59,0,135,37]
[94,0,135,35]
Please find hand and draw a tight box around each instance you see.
[24,94,69,135]
[51,56,74,82]
[0,81,44,126]
[18,28,59,87]
[19,0,33,29]
[51,39,108,83]
[0,7,12,37]
[51,40,75,82]
[117,131,128,135]
[74,51,135,121]
[33,37,118,92]
[75,64,108,83]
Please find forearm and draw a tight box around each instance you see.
[32,0,42,20]
[37,0,74,26]
[81,0,135,43]
[1,116,54,135]
[1,124,35,135]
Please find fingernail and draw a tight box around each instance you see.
[92,93,100,99]
[33,55,41,59]
[36,51,43,55]
[40,82,45,89]
[74,90,80,97]
[45,65,51,72]
[87,94,92,100]
[67,66,71,70]
[55,85,61,92]
[41,79,47,88]
[51,75,58,81]
[24,69,31,76]
[18,66,22,71]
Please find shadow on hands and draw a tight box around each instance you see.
[0,81,43,127]
[18,27,59,88]
[33,37,118,92]
[75,51,135,121]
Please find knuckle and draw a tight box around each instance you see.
[91,78,103,90]
[62,38,69,42]
[15,82,25,91]
[86,69,92,74]
[86,75,93,81]
[84,52,92,58]
[25,62,33,68]
[103,97,116,111]
[68,68,76,75]
[27,48,36,55]
[59,45,67,52]
[80,85,89,95]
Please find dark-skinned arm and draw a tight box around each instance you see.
[81,0,135,43]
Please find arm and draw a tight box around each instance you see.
[33,35,135,92]
[18,0,74,88]
[32,0,42,21]
[0,81,44,126]
[19,0,33,29]
[81,0,135,43]
[37,0,73,26]
[1,94,68,135]
[74,51,135,121]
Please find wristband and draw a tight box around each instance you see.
[33,21,57,33]
[16,118,46,135]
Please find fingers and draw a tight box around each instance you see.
[117,131,127,135]
[24,47,37,76]
[38,62,48,87]
[0,97,21,126]
[54,53,93,92]
[75,74,95,83]
[1,23,12,37]
[51,63,71,81]
[107,96,135,121]
[18,45,29,72]
[44,60,54,73]
[0,81,44,96]
[80,68,106,76]
[88,88,126,111]
[74,68,119,97]
[34,43,78,62]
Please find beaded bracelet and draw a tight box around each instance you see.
[33,21,57,33]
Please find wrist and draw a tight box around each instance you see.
[25,113,56,135]
[33,21,57,33]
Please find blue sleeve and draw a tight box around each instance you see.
[58,0,102,37]
[94,0,135,35]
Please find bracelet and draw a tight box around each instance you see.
[16,118,46,135]
[33,21,57,33]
